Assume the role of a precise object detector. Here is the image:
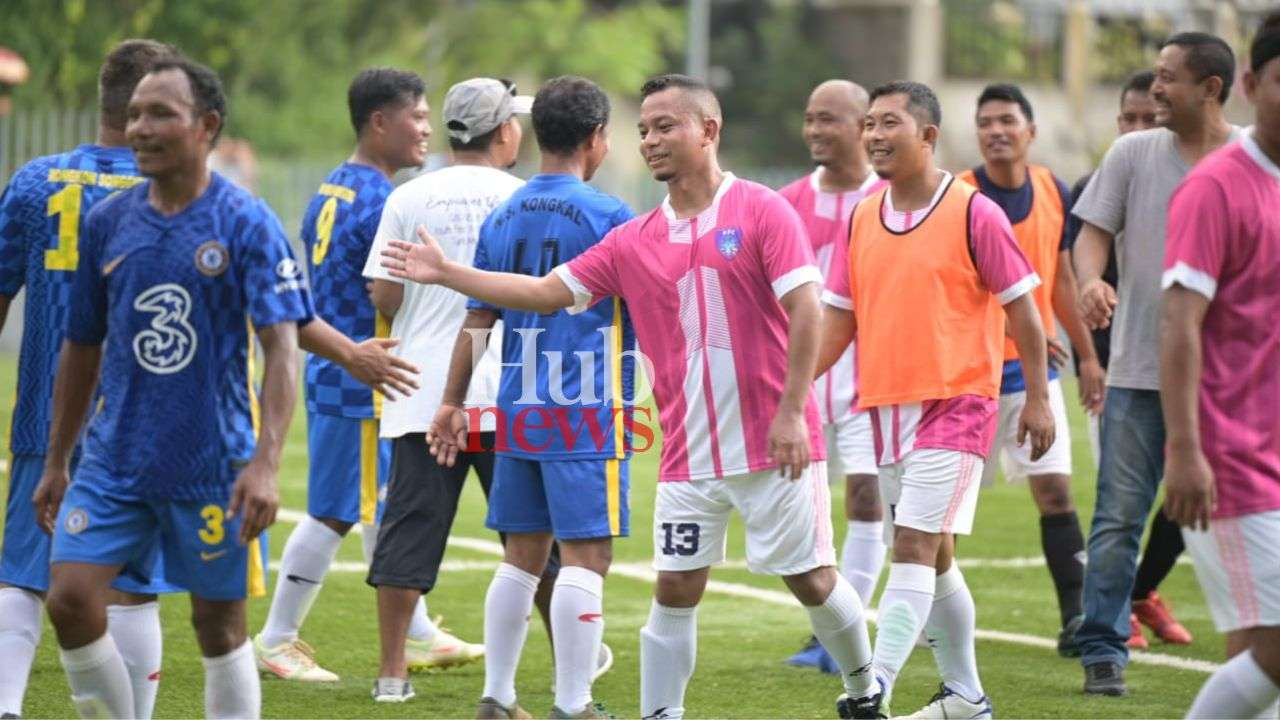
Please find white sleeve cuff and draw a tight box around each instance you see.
[997,273,1042,305]
[1162,261,1217,300]
[552,264,594,315]
[821,289,853,310]
[772,265,823,299]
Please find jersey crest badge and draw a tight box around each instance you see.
[195,240,229,277]
[716,227,742,260]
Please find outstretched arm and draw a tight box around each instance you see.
[298,316,419,398]
[429,309,499,467]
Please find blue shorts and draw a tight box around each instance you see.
[306,412,390,525]
[50,475,269,601]
[2,454,179,595]
[487,456,629,540]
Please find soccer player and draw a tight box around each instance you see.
[361,77,540,703]
[1072,32,1241,696]
[956,83,1102,656]
[777,79,887,674]
[27,57,310,720]
[254,67,462,683]
[382,73,879,720]
[1162,16,1280,719]
[430,75,634,720]
[0,39,180,720]
[819,80,1053,719]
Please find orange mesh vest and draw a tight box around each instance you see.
[849,177,1004,406]
[958,165,1062,361]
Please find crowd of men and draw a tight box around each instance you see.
[0,11,1277,720]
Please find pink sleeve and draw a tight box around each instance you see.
[968,193,1039,303]
[758,190,822,298]
[554,225,622,314]
[822,221,853,310]
[1162,174,1229,300]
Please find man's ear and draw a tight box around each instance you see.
[702,115,722,147]
[921,123,940,149]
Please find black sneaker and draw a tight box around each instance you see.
[1083,661,1127,696]
[1057,614,1084,658]
[837,678,887,719]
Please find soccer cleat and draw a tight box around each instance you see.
[407,616,484,672]
[371,677,415,703]
[902,684,993,719]
[786,635,841,674]
[549,701,614,719]
[475,696,532,719]
[1083,661,1127,696]
[1057,614,1084,658]
[837,680,887,719]
[253,634,339,682]
[2,713,20,719]
[1125,614,1148,649]
[1132,592,1192,645]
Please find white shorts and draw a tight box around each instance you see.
[980,377,1073,487]
[653,461,837,576]
[824,411,878,480]
[880,449,984,536]
[1182,510,1280,632]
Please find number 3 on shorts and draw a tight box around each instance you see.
[198,504,225,545]
[660,522,699,556]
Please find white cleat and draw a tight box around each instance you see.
[406,617,484,672]
[254,634,339,682]
[371,677,415,703]
[903,684,993,719]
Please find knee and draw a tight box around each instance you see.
[654,572,704,608]
[847,475,883,521]
[316,517,353,536]
[502,534,554,576]
[891,528,940,565]
[783,566,836,607]
[560,539,612,577]
[46,584,92,630]
[190,603,245,657]
[1032,478,1075,515]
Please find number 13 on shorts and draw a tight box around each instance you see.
[660,522,700,556]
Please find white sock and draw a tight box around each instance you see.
[640,602,697,720]
[552,567,605,713]
[1258,700,1279,720]
[0,587,42,716]
[482,563,539,707]
[806,575,875,698]
[1187,650,1280,720]
[841,520,887,607]
[203,640,260,720]
[407,597,436,643]
[260,516,342,648]
[872,563,935,700]
[59,633,135,719]
[107,602,163,720]
[361,522,379,567]
[923,564,984,702]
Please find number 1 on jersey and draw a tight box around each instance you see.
[311,197,338,265]
[45,184,83,271]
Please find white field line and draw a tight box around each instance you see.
[274,509,1218,675]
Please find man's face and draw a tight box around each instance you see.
[975,98,1034,165]
[1245,57,1280,144]
[382,95,431,169]
[863,93,928,180]
[638,88,710,182]
[803,87,864,166]
[126,69,215,178]
[1152,45,1214,129]
[1117,88,1158,134]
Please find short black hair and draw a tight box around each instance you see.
[1161,32,1236,103]
[99,39,176,131]
[448,126,499,152]
[639,73,721,119]
[146,57,228,144]
[1120,70,1155,105]
[976,83,1034,122]
[1250,10,1280,73]
[869,80,942,128]
[531,76,610,155]
[348,68,425,137]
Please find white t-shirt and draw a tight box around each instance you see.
[362,164,523,438]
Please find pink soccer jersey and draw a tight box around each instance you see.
[779,169,886,423]
[1163,131,1280,519]
[554,173,826,482]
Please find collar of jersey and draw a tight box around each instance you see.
[1241,126,1280,183]
[661,171,736,239]
[137,172,224,227]
[808,166,878,197]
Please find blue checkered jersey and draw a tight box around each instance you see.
[469,174,636,460]
[300,163,392,418]
[66,173,314,500]
[0,145,144,456]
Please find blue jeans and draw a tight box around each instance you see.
[1079,387,1165,668]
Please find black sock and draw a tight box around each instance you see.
[1132,508,1185,601]
[1040,511,1085,626]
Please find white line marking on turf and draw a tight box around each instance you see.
[274,508,1218,674]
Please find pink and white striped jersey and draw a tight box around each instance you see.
[779,168,886,424]
[554,173,826,482]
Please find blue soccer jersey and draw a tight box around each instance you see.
[470,174,636,460]
[300,162,392,418]
[65,172,313,501]
[0,145,143,456]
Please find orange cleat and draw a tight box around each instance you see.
[1126,614,1149,650]
[1133,591,1193,645]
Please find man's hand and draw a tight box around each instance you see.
[227,459,280,545]
[381,226,447,284]
[1077,357,1106,416]
[767,406,811,480]
[426,403,469,467]
[345,338,419,399]
[1047,338,1070,371]
[1078,278,1118,330]
[1016,396,1056,461]
[32,468,70,535]
[1164,444,1216,531]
